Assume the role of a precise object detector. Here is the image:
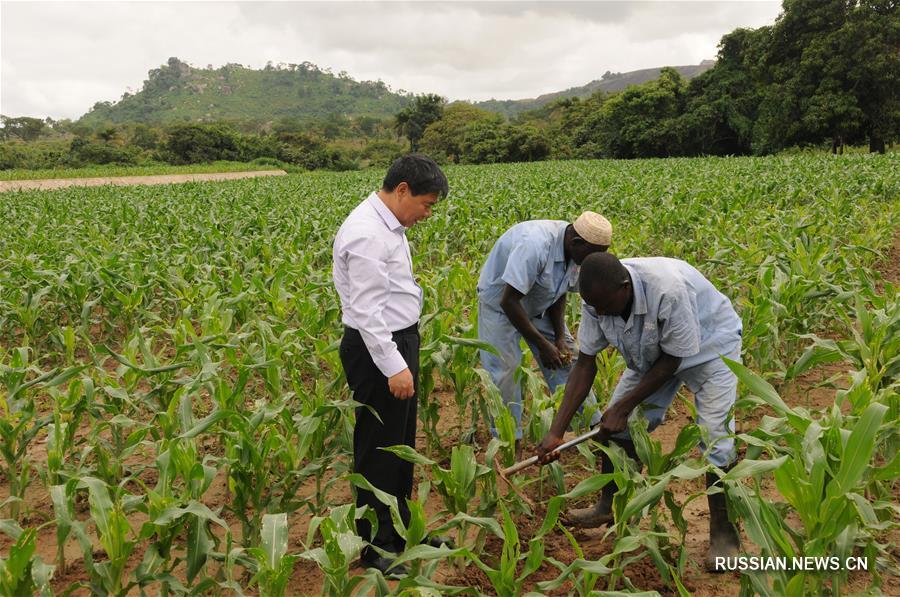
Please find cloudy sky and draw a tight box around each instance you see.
[2,1,782,120]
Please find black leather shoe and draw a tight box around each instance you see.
[423,535,455,549]
[362,553,409,577]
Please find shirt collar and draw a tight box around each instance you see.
[624,263,648,316]
[552,222,567,263]
[368,192,404,232]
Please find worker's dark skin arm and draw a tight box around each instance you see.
[546,293,571,361]
[536,351,681,464]
[500,284,564,368]
[535,351,597,462]
[599,352,681,434]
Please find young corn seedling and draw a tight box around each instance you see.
[0,349,82,519]
[394,498,565,595]
[301,502,389,597]
[475,368,518,467]
[434,334,497,444]
[0,525,55,597]
[248,513,301,597]
[727,358,894,596]
[288,380,356,515]
[75,476,140,596]
[787,286,898,406]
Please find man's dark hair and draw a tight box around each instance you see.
[580,252,629,295]
[383,153,449,198]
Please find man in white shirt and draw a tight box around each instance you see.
[333,154,448,576]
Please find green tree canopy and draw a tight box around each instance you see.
[394,93,445,151]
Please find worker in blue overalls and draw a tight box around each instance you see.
[477,212,613,453]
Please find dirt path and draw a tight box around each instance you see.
[0,169,287,192]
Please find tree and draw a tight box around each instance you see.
[676,28,768,156]
[1,116,46,141]
[420,103,495,162]
[751,0,897,153]
[394,94,445,151]
[130,124,160,150]
[459,118,550,164]
[164,123,240,164]
[594,68,688,158]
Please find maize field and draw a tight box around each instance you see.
[0,154,897,595]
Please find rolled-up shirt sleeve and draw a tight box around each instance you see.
[500,241,543,295]
[578,303,609,355]
[343,236,409,377]
[657,288,701,358]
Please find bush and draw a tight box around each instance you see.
[164,124,241,164]
[360,139,408,168]
[68,138,140,166]
[0,140,70,170]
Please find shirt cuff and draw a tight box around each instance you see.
[373,349,409,378]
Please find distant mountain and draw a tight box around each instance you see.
[473,62,716,117]
[79,57,413,125]
[78,58,716,125]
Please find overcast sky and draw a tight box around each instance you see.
[2,1,782,120]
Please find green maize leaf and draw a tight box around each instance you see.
[826,402,887,500]
[404,500,427,548]
[178,409,233,439]
[379,444,436,466]
[431,513,504,540]
[724,358,809,431]
[722,455,788,480]
[0,519,23,540]
[787,339,844,379]
[154,501,228,529]
[346,473,407,539]
[561,473,615,500]
[186,516,213,583]
[390,544,470,568]
[847,493,878,526]
[442,335,499,356]
[872,450,900,481]
[666,462,708,480]
[622,474,672,520]
[260,513,289,571]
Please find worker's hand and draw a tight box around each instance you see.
[535,431,563,465]
[538,341,564,370]
[555,337,572,366]
[388,368,415,400]
[599,403,630,435]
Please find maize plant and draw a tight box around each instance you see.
[726,358,896,596]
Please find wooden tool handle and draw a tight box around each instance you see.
[499,426,610,477]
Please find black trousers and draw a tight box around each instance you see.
[339,323,419,553]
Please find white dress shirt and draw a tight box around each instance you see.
[333,192,423,377]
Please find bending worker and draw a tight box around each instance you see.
[477,212,612,447]
[536,252,742,572]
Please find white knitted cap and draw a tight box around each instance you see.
[573,211,612,246]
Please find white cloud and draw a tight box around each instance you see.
[1,1,782,119]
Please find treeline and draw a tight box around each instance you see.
[418,0,897,161]
[0,116,407,172]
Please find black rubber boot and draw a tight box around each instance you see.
[705,470,740,572]
[565,439,640,528]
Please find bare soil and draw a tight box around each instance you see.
[0,170,287,192]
